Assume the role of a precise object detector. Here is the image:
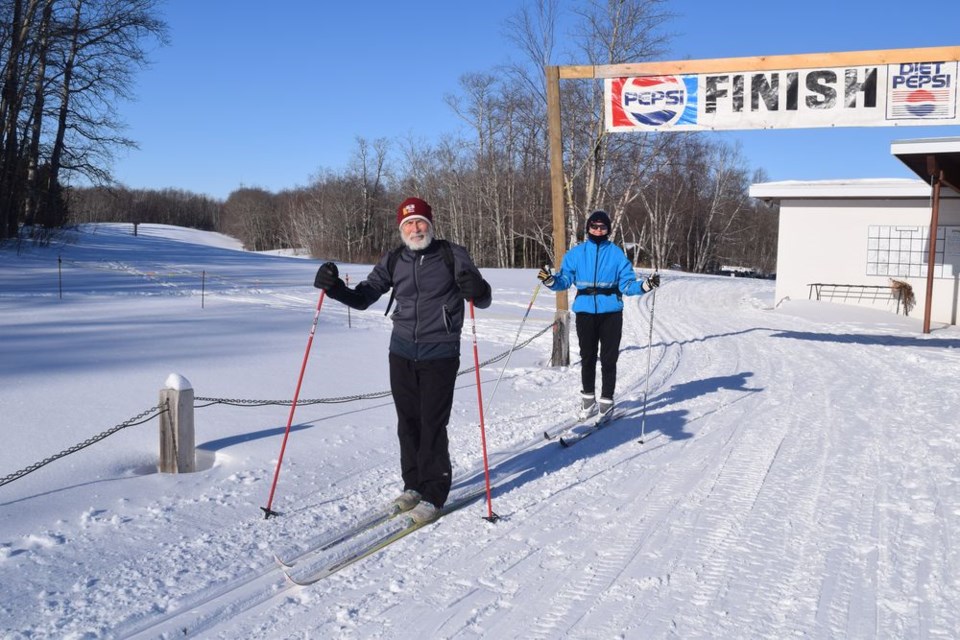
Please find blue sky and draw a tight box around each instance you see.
[103,1,960,200]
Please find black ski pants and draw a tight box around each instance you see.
[575,310,623,400]
[388,352,459,509]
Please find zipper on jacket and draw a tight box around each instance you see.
[592,242,601,314]
[413,253,424,343]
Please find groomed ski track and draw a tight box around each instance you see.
[16,271,959,639]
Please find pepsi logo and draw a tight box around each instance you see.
[904,89,937,117]
[618,76,687,127]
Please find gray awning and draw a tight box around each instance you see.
[891,137,960,193]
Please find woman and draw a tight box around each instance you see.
[539,210,659,418]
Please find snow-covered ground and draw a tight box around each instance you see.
[2,223,958,639]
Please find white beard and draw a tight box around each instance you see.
[402,225,434,251]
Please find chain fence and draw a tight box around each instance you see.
[0,404,168,489]
[196,321,556,407]
[0,321,557,489]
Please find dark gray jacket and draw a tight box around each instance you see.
[326,239,491,360]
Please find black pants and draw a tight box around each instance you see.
[576,311,623,399]
[388,352,459,508]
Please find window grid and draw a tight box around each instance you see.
[866,225,958,279]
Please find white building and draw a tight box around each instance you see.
[750,138,960,329]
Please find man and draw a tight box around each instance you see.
[313,197,492,524]
[538,210,659,419]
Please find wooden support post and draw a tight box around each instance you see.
[922,167,943,334]
[546,64,571,367]
[159,374,196,473]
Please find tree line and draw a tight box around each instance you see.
[9,0,779,274]
[1,0,167,240]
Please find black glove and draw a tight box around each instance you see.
[313,262,343,291]
[537,265,555,286]
[456,270,488,300]
[642,273,661,292]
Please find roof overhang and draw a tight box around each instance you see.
[748,178,940,201]
[891,137,960,193]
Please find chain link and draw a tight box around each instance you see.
[0,404,167,489]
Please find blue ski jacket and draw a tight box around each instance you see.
[546,239,647,314]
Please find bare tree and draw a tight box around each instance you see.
[346,136,390,261]
[559,0,673,245]
[285,138,397,263]
[1,0,43,237]
[16,0,773,275]
[23,0,54,224]
[447,72,532,267]
[683,141,750,273]
[221,187,279,251]
[501,0,674,256]
[0,0,167,240]
[716,167,779,274]
[48,0,168,186]
[634,135,688,269]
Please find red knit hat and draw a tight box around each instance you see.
[396,197,433,228]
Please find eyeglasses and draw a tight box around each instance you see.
[589,223,608,230]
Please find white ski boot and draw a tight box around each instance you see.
[408,501,441,524]
[392,489,421,512]
[579,391,598,421]
[597,396,615,421]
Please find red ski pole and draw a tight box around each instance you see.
[468,299,499,522]
[261,290,325,519]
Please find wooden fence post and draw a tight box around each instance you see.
[159,374,196,473]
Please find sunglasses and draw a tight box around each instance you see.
[589,223,608,230]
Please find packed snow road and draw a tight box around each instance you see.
[189,276,959,638]
[2,226,957,639]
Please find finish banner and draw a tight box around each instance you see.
[605,61,960,132]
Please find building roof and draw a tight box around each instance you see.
[750,137,960,203]
[890,136,960,193]
[749,178,938,201]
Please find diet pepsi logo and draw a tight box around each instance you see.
[904,89,937,117]
[886,61,957,120]
[610,75,698,129]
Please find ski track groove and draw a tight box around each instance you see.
[593,280,805,637]
[489,287,743,638]
[805,341,891,639]
[730,391,834,636]
[519,457,688,640]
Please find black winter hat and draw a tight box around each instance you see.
[586,210,611,230]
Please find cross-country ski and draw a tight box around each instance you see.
[557,410,619,447]
[281,484,490,586]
